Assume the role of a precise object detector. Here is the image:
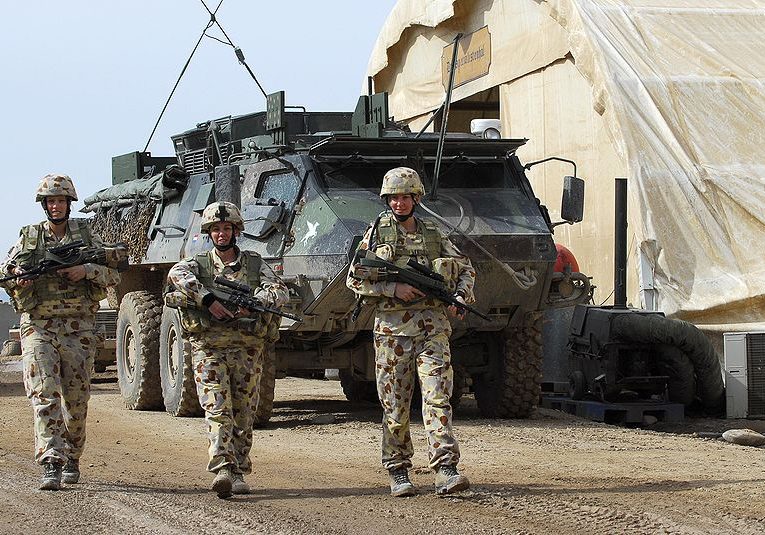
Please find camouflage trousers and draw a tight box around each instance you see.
[191,336,265,474]
[20,316,97,465]
[374,330,460,471]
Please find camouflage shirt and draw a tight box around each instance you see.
[346,216,476,336]
[168,249,289,313]
[1,220,120,318]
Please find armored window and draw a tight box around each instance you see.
[318,160,514,191]
[421,161,511,189]
[318,162,387,191]
[257,172,300,204]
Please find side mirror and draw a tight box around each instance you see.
[561,176,584,223]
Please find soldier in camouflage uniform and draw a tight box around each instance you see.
[0,174,121,490]
[346,167,476,497]
[167,201,288,499]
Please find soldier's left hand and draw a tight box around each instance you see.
[58,265,87,282]
[448,295,466,319]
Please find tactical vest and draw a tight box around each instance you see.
[177,250,279,341]
[372,215,443,311]
[375,215,442,263]
[10,219,106,314]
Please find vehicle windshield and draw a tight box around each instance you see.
[318,160,514,191]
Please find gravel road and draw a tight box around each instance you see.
[1,364,764,534]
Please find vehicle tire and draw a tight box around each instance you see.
[569,370,587,400]
[339,369,379,403]
[159,306,202,417]
[474,312,543,418]
[0,339,21,357]
[116,291,163,410]
[253,344,276,428]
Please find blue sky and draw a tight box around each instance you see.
[0,1,396,257]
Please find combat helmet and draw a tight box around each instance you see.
[201,201,244,232]
[35,173,78,201]
[379,167,425,198]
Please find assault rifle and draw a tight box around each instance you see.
[350,249,491,321]
[210,276,302,322]
[0,240,129,283]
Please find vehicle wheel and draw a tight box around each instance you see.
[0,339,21,357]
[159,306,202,417]
[116,291,163,410]
[339,369,379,403]
[253,344,276,428]
[656,345,696,406]
[473,312,543,418]
[568,370,587,400]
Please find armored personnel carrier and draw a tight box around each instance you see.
[84,91,590,422]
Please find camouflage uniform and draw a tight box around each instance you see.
[168,245,288,476]
[346,168,476,473]
[0,175,120,468]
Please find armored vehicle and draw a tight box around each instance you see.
[84,91,591,422]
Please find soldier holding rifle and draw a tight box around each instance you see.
[346,167,477,497]
[167,201,288,498]
[0,174,122,490]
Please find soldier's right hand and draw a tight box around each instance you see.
[208,300,236,320]
[394,283,426,302]
[12,267,33,288]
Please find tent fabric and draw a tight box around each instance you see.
[368,0,571,123]
[368,0,765,328]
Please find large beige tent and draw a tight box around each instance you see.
[367,0,765,332]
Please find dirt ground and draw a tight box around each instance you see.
[1,362,764,535]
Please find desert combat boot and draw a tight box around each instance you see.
[40,462,62,491]
[231,472,251,495]
[62,459,80,484]
[212,466,233,498]
[434,464,470,495]
[388,467,416,497]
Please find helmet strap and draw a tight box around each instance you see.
[385,194,418,222]
[41,199,71,224]
[212,234,237,252]
[393,209,415,222]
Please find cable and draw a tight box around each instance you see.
[143,0,268,152]
[199,0,268,98]
[142,6,219,152]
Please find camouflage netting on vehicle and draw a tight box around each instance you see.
[89,199,157,263]
[83,166,188,262]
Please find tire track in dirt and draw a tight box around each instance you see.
[443,486,765,535]
[0,450,319,535]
